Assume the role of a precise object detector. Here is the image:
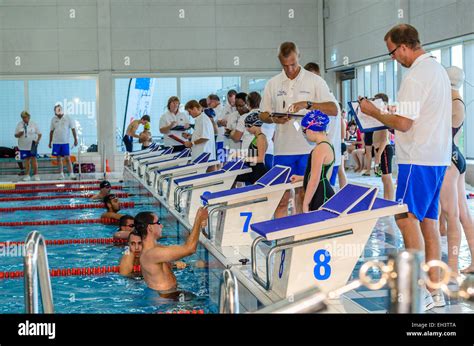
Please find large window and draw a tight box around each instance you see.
[364,65,371,96]
[378,62,386,94]
[29,80,97,154]
[248,78,269,94]
[0,81,25,150]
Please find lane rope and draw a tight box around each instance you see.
[0,237,127,246]
[0,186,124,194]
[0,202,135,212]
[0,218,118,227]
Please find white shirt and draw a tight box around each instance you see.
[224,111,242,150]
[191,113,216,161]
[223,102,236,120]
[235,111,254,153]
[213,103,226,139]
[325,103,342,166]
[395,53,452,166]
[50,115,75,144]
[159,110,190,146]
[260,67,338,156]
[15,120,41,151]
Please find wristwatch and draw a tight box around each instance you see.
[306,101,313,110]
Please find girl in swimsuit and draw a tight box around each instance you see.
[439,66,474,273]
[290,110,335,212]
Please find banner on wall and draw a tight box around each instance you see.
[122,78,155,137]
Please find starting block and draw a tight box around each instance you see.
[249,183,408,298]
[152,153,219,201]
[200,165,302,247]
[138,149,191,178]
[172,159,252,226]
[131,147,173,172]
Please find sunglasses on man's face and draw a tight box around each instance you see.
[148,220,161,226]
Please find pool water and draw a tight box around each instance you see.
[0,179,219,313]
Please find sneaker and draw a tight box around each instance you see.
[424,288,435,311]
[69,173,77,180]
[59,173,65,180]
[32,175,40,181]
[431,289,446,307]
[22,175,31,182]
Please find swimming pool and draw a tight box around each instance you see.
[0,180,219,313]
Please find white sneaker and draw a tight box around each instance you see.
[33,175,40,181]
[59,173,65,180]
[431,289,446,307]
[22,175,31,182]
[424,288,435,311]
[69,173,77,180]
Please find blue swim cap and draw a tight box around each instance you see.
[301,110,330,132]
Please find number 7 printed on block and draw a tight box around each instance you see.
[240,212,252,233]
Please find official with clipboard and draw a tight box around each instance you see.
[14,111,42,181]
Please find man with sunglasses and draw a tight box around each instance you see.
[135,207,208,298]
[359,24,451,310]
[101,194,124,221]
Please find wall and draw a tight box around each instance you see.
[324,0,474,70]
[0,0,323,75]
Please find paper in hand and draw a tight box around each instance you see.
[349,98,389,132]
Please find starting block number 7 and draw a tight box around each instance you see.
[240,212,252,232]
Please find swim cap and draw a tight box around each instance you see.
[244,112,263,128]
[203,108,216,118]
[301,110,330,132]
[446,66,465,90]
[144,123,151,131]
[100,180,111,189]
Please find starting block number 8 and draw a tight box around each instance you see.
[313,249,331,280]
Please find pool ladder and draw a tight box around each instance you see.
[219,269,239,313]
[24,231,54,313]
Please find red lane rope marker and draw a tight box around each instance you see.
[0,193,131,202]
[14,180,104,188]
[0,265,140,280]
[0,237,127,246]
[0,186,123,194]
[158,310,205,314]
[0,202,135,212]
[0,218,118,227]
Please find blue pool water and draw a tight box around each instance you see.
[0,179,219,313]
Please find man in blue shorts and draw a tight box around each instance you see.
[259,42,338,217]
[360,24,451,310]
[49,104,78,180]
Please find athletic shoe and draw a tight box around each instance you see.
[431,289,446,307]
[59,172,65,180]
[69,173,77,180]
[424,288,435,311]
[22,175,31,181]
[33,175,40,181]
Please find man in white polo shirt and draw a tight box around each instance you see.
[259,42,338,218]
[159,96,190,153]
[49,104,78,180]
[360,24,451,310]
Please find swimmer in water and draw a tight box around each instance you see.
[90,180,112,201]
[101,194,124,221]
[135,207,208,299]
[119,230,187,276]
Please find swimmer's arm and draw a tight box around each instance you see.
[303,150,325,213]
[230,129,243,142]
[119,254,135,276]
[127,123,140,138]
[102,212,123,221]
[359,98,413,132]
[255,134,267,163]
[113,230,130,239]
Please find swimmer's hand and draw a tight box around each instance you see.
[174,261,187,270]
[303,204,310,213]
[183,123,190,130]
[290,175,303,183]
[182,133,191,139]
[196,207,209,228]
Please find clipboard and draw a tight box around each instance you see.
[347,100,389,133]
[270,112,305,118]
[168,134,186,145]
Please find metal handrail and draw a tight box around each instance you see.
[219,269,239,314]
[255,287,327,313]
[24,231,54,313]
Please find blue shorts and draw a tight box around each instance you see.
[329,165,339,187]
[20,150,36,160]
[52,144,70,157]
[396,164,447,221]
[273,154,309,176]
[265,154,274,170]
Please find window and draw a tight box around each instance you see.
[249,78,269,95]
[180,76,240,106]
[364,65,371,96]
[378,62,386,93]
[451,45,464,97]
[29,79,97,154]
[393,61,398,101]
[0,81,25,150]
[430,49,441,63]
